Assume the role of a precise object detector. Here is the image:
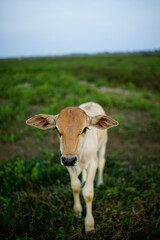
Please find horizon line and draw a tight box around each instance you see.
[0,49,160,60]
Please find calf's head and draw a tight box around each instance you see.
[26,107,118,167]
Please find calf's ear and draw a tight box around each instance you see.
[90,115,119,129]
[26,114,58,130]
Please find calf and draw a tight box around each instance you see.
[26,102,118,232]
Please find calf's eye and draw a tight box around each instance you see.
[82,127,89,134]
[55,127,62,137]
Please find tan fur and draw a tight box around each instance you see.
[57,107,88,157]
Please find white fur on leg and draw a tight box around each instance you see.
[83,160,97,232]
[73,189,82,218]
[67,167,82,218]
[83,185,95,232]
[85,215,94,232]
[97,144,106,187]
[97,178,104,187]
[82,169,87,184]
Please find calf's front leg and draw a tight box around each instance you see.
[82,158,97,232]
[67,167,82,217]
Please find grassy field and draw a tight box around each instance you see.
[0,53,160,239]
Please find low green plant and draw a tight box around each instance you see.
[0,151,160,239]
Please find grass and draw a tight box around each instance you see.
[0,52,160,239]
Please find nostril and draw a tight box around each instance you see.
[71,157,77,164]
[62,156,67,164]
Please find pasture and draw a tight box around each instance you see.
[0,53,160,239]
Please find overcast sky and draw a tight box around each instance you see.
[0,0,160,58]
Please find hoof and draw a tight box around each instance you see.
[85,216,94,233]
[85,226,94,233]
[96,181,103,187]
[74,211,82,218]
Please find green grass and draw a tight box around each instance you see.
[1,152,160,239]
[0,52,160,239]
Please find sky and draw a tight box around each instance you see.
[0,0,160,58]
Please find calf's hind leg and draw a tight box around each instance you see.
[97,141,107,187]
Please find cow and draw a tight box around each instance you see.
[26,102,119,232]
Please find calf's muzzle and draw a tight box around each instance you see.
[61,156,77,166]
